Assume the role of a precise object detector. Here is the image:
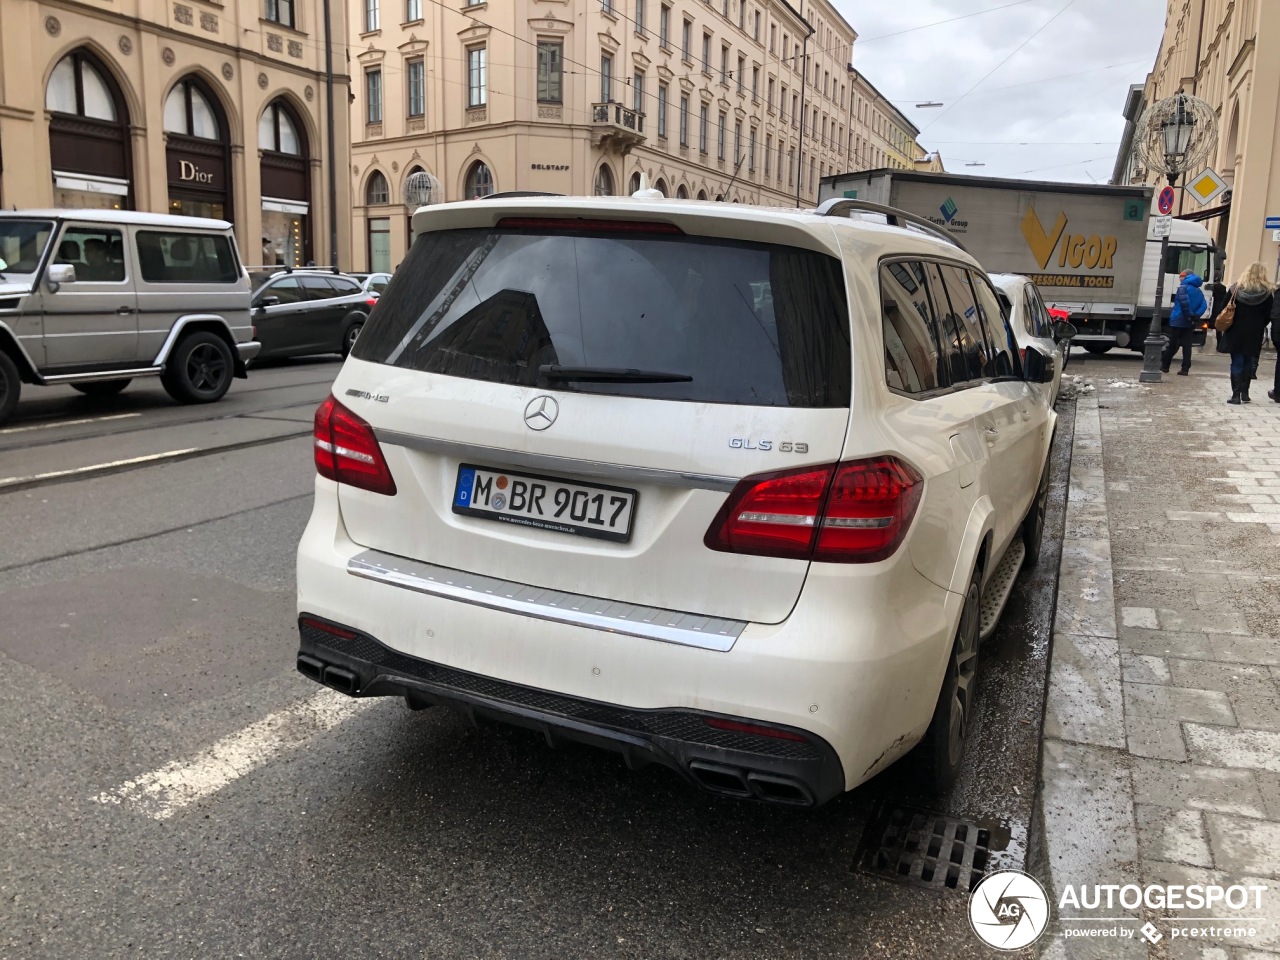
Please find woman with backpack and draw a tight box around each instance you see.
[1218,262,1274,405]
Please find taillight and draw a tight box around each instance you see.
[705,457,922,563]
[313,394,397,495]
[703,716,807,742]
[365,298,378,308]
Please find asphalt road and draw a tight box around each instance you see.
[0,361,1072,960]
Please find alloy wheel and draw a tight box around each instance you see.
[947,581,981,767]
[187,343,229,395]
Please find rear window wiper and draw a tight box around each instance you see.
[538,365,693,383]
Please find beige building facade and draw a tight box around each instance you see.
[1115,0,1280,279]
[347,0,875,271]
[848,68,922,172]
[0,0,352,268]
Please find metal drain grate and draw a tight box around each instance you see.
[857,804,1008,893]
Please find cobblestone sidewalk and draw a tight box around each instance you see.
[1037,350,1280,959]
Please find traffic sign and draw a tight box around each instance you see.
[1185,168,1228,206]
[1266,216,1280,230]
[1152,215,1173,238]
[1157,186,1176,215]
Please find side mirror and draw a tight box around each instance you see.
[256,296,280,310]
[1023,346,1057,384]
[1052,320,1077,342]
[46,263,76,291]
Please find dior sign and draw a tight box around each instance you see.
[179,161,214,183]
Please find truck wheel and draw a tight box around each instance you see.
[1083,344,1112,355]
[922,564,981,793]
[0,351,20,425]
[161,332,234,404]
[72,379,131,398]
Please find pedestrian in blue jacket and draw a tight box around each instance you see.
[1162,271,1207,375]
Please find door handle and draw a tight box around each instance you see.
[984,426,999,444]
[115,306,137,315]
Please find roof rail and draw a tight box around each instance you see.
[476,191,565,200]
[815,197,968,253]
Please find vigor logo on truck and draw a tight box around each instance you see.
[1020,207,1119,272]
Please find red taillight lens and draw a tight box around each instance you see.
[703,716,808,742]
[814,458,923,562]
[705,457,922,563]
[313,394,397,496]
[365,298,378,308]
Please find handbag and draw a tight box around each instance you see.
[1216,291,1237,332]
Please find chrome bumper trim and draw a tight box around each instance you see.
[374,429,739,493]
[346,548,745,652]
[237,340,262,362]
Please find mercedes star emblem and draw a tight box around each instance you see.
[523,395,559,431]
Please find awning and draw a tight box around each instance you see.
[53,171,129,196]
[261,196,309,215]
[1177,201,1231,222]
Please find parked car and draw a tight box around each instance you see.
[0,210,258,424]
[346,272,393,297]
[248,269,376,361]
[990,273,1076,407]
[295,195,1057,806]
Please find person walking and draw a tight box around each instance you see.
[1207,278,1228,351]
[1219,262,1274,405]
[1269,293,1280,403]
[1162,270,1207,375]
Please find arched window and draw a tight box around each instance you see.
[696,189,707,201]
[164,79,221,139]
[163,76,232,221]
[629,172,642,194]
[676,184,689,199]
[46,50,132,209]
[594,164,615,197]
[464,161,494,199]
[259,99,311,267]
[365,171,390,205]
[653,178,668,197]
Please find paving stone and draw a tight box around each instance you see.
[1122,653,1171,684]
[1185,724,1280,774]
[1135,804,1213,867]
[1255,772,1280,822]
[1120,628,1217,660]
[1124,683,1237,726]
[1209,635,1280,666]
[1204,814,1280,879]
[1122,607,1160,630]
[1130,758,1269,818]
[1161,608,1252,636]
[1168,659,1277,692]
[1046,634,1125,748]
[1126,714,1188,760]
[1228,692,1280,733]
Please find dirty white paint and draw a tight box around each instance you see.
[94,690,376,819]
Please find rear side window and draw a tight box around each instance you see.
[970,272,1015,377]
[931,264,992,381]
[300,275,336,300]
[57,226,126,283]
[354,226,851,407]
[264,276,304,304]
[329,276,362,295]
[880,260,943,395]
[136,231,239,284]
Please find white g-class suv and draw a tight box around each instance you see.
[295,194,1056,807]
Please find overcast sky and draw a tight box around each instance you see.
[829,0,1167,183]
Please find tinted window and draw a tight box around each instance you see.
[57,226,126,283]
[300,275,337,300]
[328,276,362,295]
[933,264,991,380]
[880,260,942,394]
[370,276,390,293]
[923,263,968,385]
[970,272,1015,377]
[265,276,304,304]
[136,231,238,283]
[354,226,851,407]
[0,220,54,274]
[1028,286,1052,338]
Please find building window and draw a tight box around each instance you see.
[699,103,708,153]
[634,72,644,113]
[163,79,220,140]
[736,57,744,94]
[720,46,729,84]
[365,170,389,205]
[537,41,563,103]
[748,128,756,171]
[629,171,642,194]
[407,60,425,117]
[679,94,689,146]
[809,156,815,192]
[600,54,612,102]
[601,0,612,13]
[782,33,788,63]
[366,69,383,124]
[659,4,670,46]
[777,139,784,182]
[788,147,794,186]
[368,217,391,273]
[264,0,294,28]
[721,0,728,17]
[464,160,494,198]
[791,93,798,127]
[405,0,420,20]
[467,46,487,107]
[594,164,615,196]
[364,0,379,32]
[717,111,725,160]
[754,10,760,40]
[738,0,744,29]
[635,0,645,33]
[751,66,758,101]
[733,120,741,162]
[657,82,668,137]
[701,33,711,73]
[767,78,775,109]
[769,23,776,52]
[682,19,692,60]
[765,133,771,176]
[780,84,786,119]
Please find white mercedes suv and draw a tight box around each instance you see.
[295,194,1056,807]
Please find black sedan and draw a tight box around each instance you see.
[249,270,376,361]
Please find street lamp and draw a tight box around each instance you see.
[1132,92,1217,383]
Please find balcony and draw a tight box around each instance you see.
[591,101,646,153]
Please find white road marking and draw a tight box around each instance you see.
[0,448,200,486]
[94,690,376,819]
[0,412,142,435]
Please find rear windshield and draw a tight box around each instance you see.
[352,225,851,407]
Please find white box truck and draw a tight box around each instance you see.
[819,170,1219,353]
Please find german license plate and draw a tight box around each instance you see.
[452,464,637,543]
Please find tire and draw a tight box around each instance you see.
[1021,465,1050,568]
[341,319,364,359]
[0,350,20,426]
[1083,344,1112,355]
[72,379,131,398]
[160,332,234,404]
[922,564,981,793]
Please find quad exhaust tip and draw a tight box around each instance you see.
[296,654,359,695]
[688,760,814,806]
